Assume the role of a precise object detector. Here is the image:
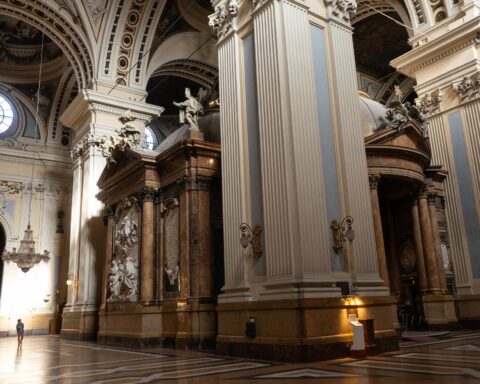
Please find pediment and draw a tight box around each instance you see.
[365,121,431,155]
[97,147,143,189]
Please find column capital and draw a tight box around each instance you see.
[418,186,428,199]
[324,0,357,24]
[103,205,115,225]
[140,187,157,203]
[368,174,380,189]
[208,0,238,42]
[427,192,437,205]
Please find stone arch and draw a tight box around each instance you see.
[0,0,94,89]
[146,32,218,83]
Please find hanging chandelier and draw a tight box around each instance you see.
[1,26,50,273]
[2,225,50,273]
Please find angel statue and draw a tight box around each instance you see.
[173,88,207,131]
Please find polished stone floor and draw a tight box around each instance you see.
[2,331,480,383]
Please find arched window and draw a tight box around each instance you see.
[144,126,158,150]
[0,94,14,135]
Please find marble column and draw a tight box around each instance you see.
[368,174,389,287]
[140,187,156,304]
[101,206,115,307]
[325,2,386,294]
[417,189,441,292]
[386,207,402,295]
[428,193,448,292]
[411,200,428,293]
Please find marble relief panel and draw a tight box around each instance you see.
[108,197,140,303]
[162,198,180,292]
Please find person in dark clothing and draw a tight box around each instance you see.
[16,319,24,345]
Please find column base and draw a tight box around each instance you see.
[420,294,458,328]
[61,305,98,341]
[456,294,480,328]
[97,299,216,351]
[216,295,399,362]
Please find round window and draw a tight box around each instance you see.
[0,94,14,134]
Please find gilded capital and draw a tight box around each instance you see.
[141,187,157,203]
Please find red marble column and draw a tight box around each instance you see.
[411,200,428,293]
[369,174,389,287]
[102,206,115,307]
[141,187,156,304]
[428,193,448,292]
[386,207,402,295]
[417,188,441,292]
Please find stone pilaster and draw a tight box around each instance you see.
[325,1,386,295]
[101,205,115,307]
[59,90,162,340]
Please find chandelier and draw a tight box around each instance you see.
[2,225,50,273]
[1,27,50,273]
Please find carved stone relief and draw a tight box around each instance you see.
[325,0,358,22]
[85,0,107,23]
[108,196,140,302]
[452,75,480,101]
[415,89,442,115]
[162,198,180,287]
[208,0,238,39]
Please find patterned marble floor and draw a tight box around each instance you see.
[1,331,480,383]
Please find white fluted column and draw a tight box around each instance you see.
[216,31,251,300]
[252,0,334,298]
[325,9,386,295]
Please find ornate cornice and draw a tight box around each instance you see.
[452,74,480,102]
[208,0,239,40]
[325,0,357,23]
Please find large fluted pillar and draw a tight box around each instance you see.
[325,3,386,295]
[417,189,441,292]
[412,200,428,293]
[428,193,448,292]
[140,187,156,304]
[368,174,389,287]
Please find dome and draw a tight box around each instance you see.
[358,92,389,137]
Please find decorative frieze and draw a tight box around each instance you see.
[452,75,480,101]
[85,0,107,23]
[325,0,357,22]
[416,90,442,115]
[208,0,239,39]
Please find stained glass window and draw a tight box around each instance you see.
[144,126,155,150]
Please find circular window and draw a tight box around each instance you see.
[0,94,14,134]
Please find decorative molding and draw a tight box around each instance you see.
[325,0,357,23]
[208,0,239,39]
[176,175,213,193]
[85,0,107,23]
[416,89,442,115]
[452,74,480,102]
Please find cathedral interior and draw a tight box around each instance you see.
[0,0,480,375]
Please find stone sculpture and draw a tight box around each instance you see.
[173,88,205,131]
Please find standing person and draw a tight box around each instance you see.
[16,319,24,345]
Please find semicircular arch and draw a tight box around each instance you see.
[146,32,217,83]
[0,0,94,89]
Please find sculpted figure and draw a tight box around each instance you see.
[173,88,204,131]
